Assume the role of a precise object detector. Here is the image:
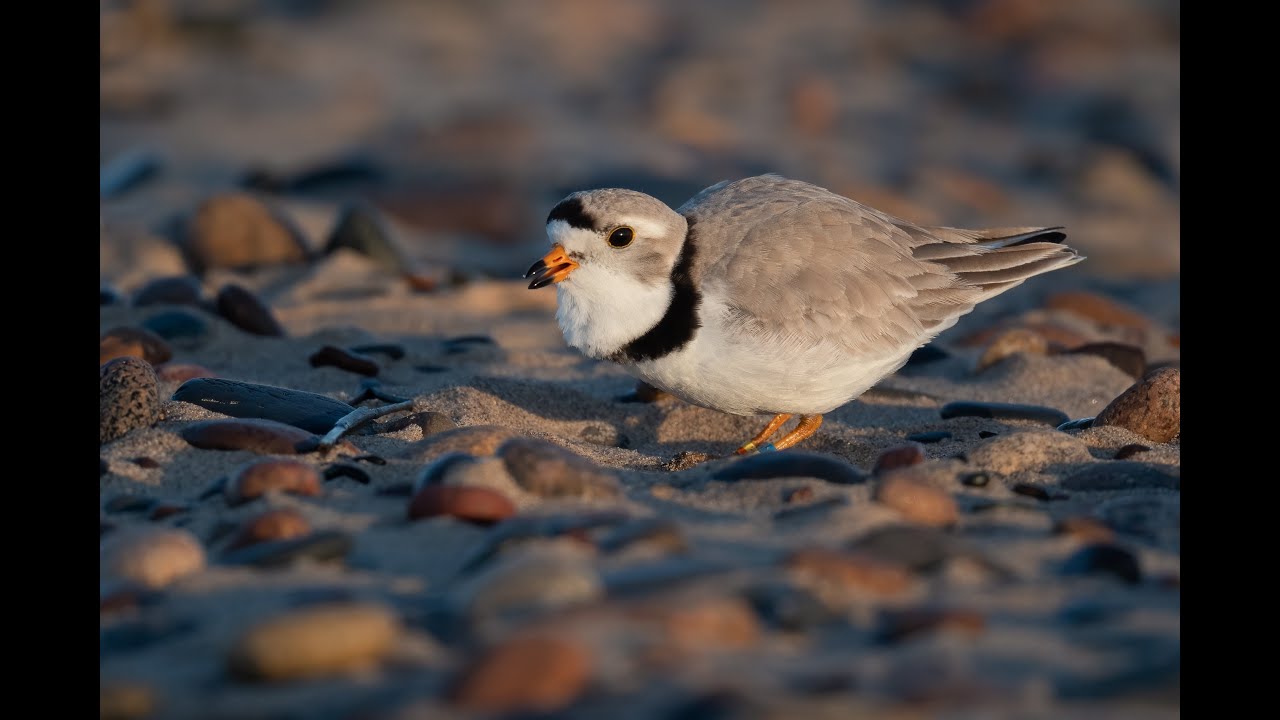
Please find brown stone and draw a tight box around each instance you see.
[155,363,217,383]
[229,603,399,681]
[1065,341,1147,379]
[215,284,285,337]
[450,633,592,713]
[100,326,173,366]
[100,682,156,720]
[498,437,621,500]
[184,192,309,273]
[396,425,521,462]
[966,429,1091,474]
[976,327,1049,371]
[227,504,312,548]
[101,527,206,589]
[632,596,761,652]
[225,460,322,505]
[878,607,986,643]
[309,345,379,376]
[875,472,959,527]
[872,442,927,475]
[1094,367,1180,443]
[180,419,319,454]
[100,356,160,443]
[408,485,516,524]
[1024,322,1091,350]
[786,547,913,597]
[1054,516,1116,544]
[1045,291,1151,332]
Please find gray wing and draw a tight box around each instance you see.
[682,175,1081,357]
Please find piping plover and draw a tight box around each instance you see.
[526,174,1082,453]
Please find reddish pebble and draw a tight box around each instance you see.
[1095,367,1180,443]
[1045,291,1151,332]
[450,633,592,713]
[878,608,986,643]
[875,472,958,527]
[156,363,217,383]
[100,326,173,366]
[227,508,312,550]
[786,547,913,597]
[408,485,516,525]
[180,419,319,454]
[226,460,322,506]
[873,442,927,475]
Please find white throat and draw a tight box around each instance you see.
[556,266,672,360]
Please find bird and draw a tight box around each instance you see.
[525,174,1083,454]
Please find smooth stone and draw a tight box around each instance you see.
[101,527,206,589]
[228,603,399,681]
[1114,443,1152,460]
[906,431,951,444]
[100,326,173,366]
[449,633,592,713]
[221,530,353,568]
[1045,291,1152,332]
[458,512,628,574]
[309,345,380,376]
[225,460,322,505]
[172,378,353,434]
[226,508,312,550]
[140,309,211,350]
[99,681,156,720]
[1065,341,1147,379]
[579,423,627,448]
[876,607,986,644]
[875,471,959,527]
[242,154,384,193]
[101,357,161,444]
[413,411,459,437]
[414,452,481,493]
[975,328,1048,372]
[323,202,408,273]
[183,193,309,274]
[1061,543,1142,584]
[1062,462,1180,491]
[156,363,217,383]
[966,430,1091,474]
[180,419,320,454]
[627,595,761,652]
[215,284,286,337]
[1057,417,1096,431]
[498,438,621,500]
[456,544,601,620]
[1095,367,1180,443]
[408,485,516,524]
[977,430,998,439]
[397,425,522,462]
[597,518,686,554]
[785,547,913,598]
[872,442,926,475]
[940,401,1069,426]
[132,275,202,307]
[847,525,954,572]
[1054,516,1116,543]
[712,451,868,485]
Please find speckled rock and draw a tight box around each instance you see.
[1094,367,1180,443]
[225,460,322,505]
[408,485,517,524]
[101,357,160,443]
[397,425,523,462]
[172,378,353,434]
[216,284,286,337]
[228,603,400,681]
[975,328,1048,371]
[101,527,206,589]
[132,275,203,307]
[449,633,592,713]
[183,192,309,274]
[498,438,621,500]
[100,326,173,366]
[966,429,1091,474]
[180,419,320,454]
[875,470,959,527]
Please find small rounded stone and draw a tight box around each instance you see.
[101,357,160,443]
[976,328,1048,371]
[216,284,286,337]
[180,419,319,454]
[396,425,522,462]
[875,472,959,527]
[184,192,309,273]
[1094,367,1180,443]
[100,682,156,720]
[498,437,620,500]
[450,633,592,713]
[786,548,913,597]
[226,508,312,550]
[872,442,927,475]
[132,275,203,307]
[408,485,516,524]
[225,460,323,505]
[101,527,206,589]
[228,603,400,682]
[1045,291,1152,331]
[100,326,173,366]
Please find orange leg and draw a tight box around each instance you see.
[771,415,824,451]
[735,413,793,455]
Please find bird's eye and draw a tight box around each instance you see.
[607,226,634,248]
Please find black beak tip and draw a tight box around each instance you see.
[524,259,546,279]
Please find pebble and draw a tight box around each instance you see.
[1045,291,1152,332]
[101,286,123,306]
[712,451,867,485]
[977,430,998,439]
[226,508,311,550]
[785,547,913,597]
[940,401,1069,426]
[449,633,592,713]
[172,378,353,434]
[1025,321,1091,350]
[975,328,1048,371]
[1065,341,1147,379]
[309,345,380,376]
[221,530,352,568]
[848,525,954,572]
[101,357,160,443]
[99,681,156,720]
[100,326,173,366]
[408,485,517,524]
[457,544,601,620]
[498,438,621,500]
[132,275,203,307]
[180,419,320,454]
[414,452,482,492]
[1060,543,1142,584]
[966,430,1091,474]
[101,527,206,589]
[1114,443,1152,460]
[323,202,408,273]
[1094,367,1180,443]
[875,471,959,527]
[876,607,986,643]
[397,425,521,462]
[228,603,399,682]
[579,423,627,448]
[140,309,212,350]
[1054,516,1116,543]
[215,284,286,337]
[155,363,216,383]
[183,193,309,274]
[872,442,926,475]
[631,595,761,652]
[1061,461,1180,491]
[906,430,951,444]
[225,460,322,505]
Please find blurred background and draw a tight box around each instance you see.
[101,0,1179,300]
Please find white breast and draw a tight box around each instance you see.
[555,266,673,360]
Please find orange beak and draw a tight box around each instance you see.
[524,244,579,289]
